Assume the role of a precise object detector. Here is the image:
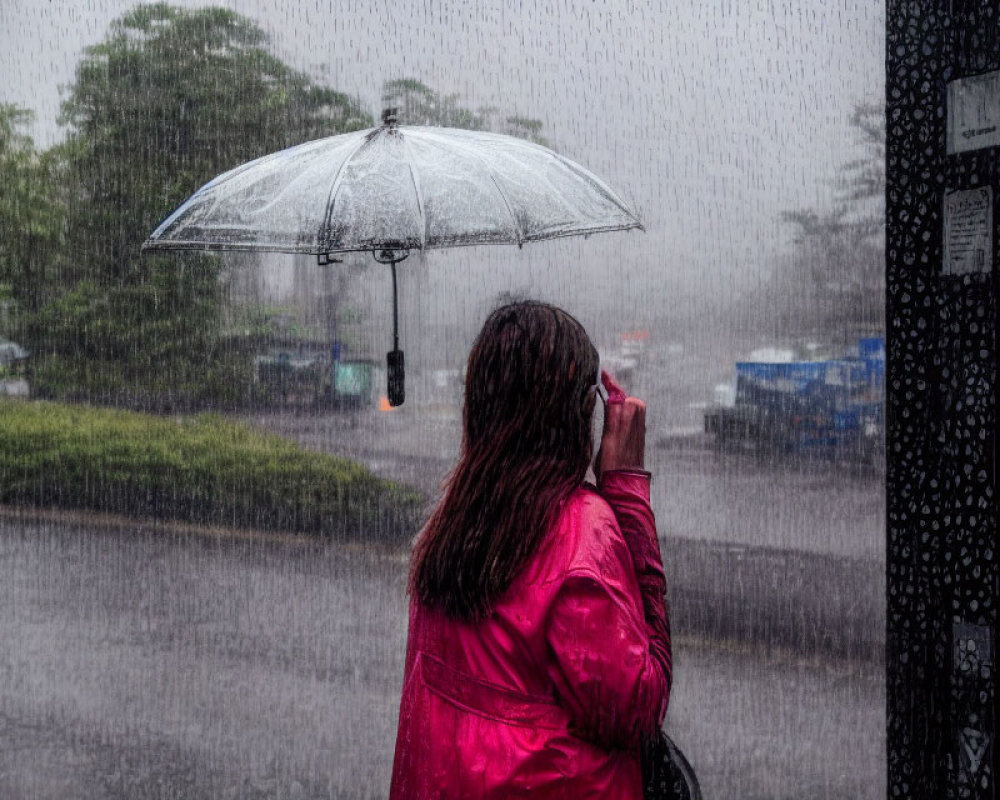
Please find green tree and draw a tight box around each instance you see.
[381,78,548,145]
[32,3,372,408]
[836,103,885,210]
[61,2,369,283]
[0,105,66,317]
[769,102,885,337]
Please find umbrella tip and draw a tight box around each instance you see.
[382,108,398,126]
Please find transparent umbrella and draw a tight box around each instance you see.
[143,110,642,405]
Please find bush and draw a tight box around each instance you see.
[28,351,256,412]
[0,398,423,542]
[22,262,259,412]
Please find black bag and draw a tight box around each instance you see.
[641,729,702,800]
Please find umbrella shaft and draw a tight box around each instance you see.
[391,261,399,349]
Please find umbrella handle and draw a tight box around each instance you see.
[387,348,405,407]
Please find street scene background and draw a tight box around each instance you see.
[1,0,886,797]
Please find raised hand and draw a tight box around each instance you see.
[597,370,646,478]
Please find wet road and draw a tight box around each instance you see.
[1,513,883,799]
[244,406,885,561]
[248,408,886,659]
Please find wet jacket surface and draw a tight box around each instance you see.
[389,470,672,799]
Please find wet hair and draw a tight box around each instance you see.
[409,301,600,620]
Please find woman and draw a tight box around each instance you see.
[390,301,671,799]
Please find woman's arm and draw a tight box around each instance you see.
[596,372,670,679]
[599,469,672,703]
[544,487,671,750]
[545,371,672,748]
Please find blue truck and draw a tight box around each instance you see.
[704,337,885,462]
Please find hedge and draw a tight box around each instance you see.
[0,397,423,541]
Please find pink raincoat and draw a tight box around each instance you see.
[389,470,672,799]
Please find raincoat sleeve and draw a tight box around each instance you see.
[545,471,672,750]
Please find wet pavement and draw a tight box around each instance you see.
[0,403,886,797]
[242,405,884,560]
[246,407,886,659]
[0,513,883,799]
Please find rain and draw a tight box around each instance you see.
[1,1,885,798]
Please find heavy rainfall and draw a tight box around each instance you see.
[1,1,885,798]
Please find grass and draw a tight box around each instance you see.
[0,397,423,541]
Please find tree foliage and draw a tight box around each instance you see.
[836,103,885,207]
[0,105,66,315]
[61,3,371,283]
[381,78,548,145]
[766,102,885,337]
[23,3,373,407]
[5,8,554,409]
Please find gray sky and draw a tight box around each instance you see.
[1,0,884,340]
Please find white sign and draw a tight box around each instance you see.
[948,70,1000,154]
[944,187,993,275]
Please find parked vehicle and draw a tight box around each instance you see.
[253,346,374,409]
[0,338,30,397]
[330,359,375,408]
[705,337,884,463]
[0,338,28,367]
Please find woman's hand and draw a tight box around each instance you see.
[596,370,646,479]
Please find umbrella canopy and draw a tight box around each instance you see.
[144,115,641,257]
[144,111,642,405]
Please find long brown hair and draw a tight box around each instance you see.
[409,301,599,620]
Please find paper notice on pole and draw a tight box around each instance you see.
[943,187,992,275]
[948,70,1000,154]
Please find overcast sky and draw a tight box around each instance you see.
[1,0,884,342]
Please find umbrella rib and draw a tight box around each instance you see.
[401,137,427,251]
[426,132,525,246]
[489,173,524,246]
[546,150,640,219]
[320,130,373,252]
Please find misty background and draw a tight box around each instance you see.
[0,2,889,796]
[2,0,885,375]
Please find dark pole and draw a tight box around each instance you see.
[886,3,999,797]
